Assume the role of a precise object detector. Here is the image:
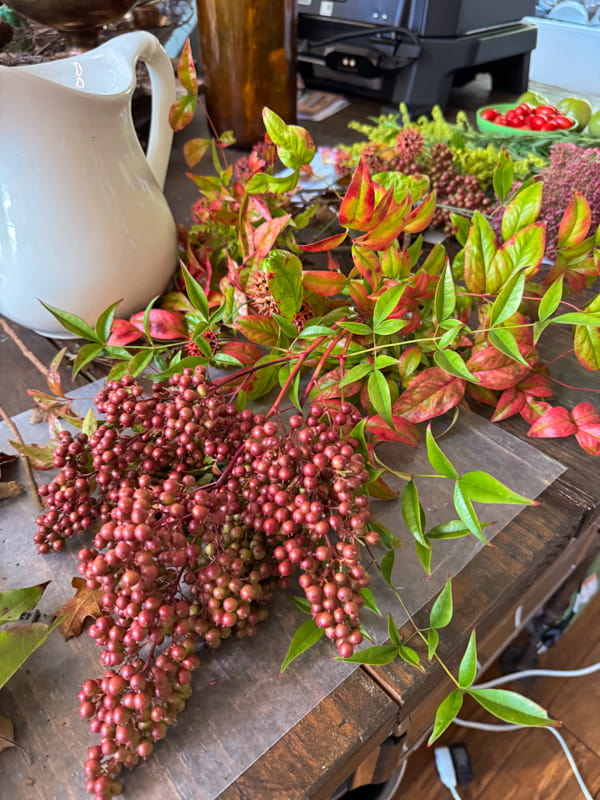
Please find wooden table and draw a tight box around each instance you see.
[1,95,599,800]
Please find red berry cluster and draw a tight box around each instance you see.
[34,369,378,798]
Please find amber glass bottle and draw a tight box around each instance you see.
[196,0,297,149]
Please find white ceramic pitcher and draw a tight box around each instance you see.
[0,32,177,337]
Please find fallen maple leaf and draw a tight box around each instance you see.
[55,577,103,640]
[0,481,25,501]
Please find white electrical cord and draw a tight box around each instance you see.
[433,662,600,800]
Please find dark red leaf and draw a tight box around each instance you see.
[528,406,577,438]
[129,310,187,341]
[393,368,466,423]
[365,415,419,447]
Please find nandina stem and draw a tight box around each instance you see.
[212,357,290,388]
[265,336,328,420]
[301,329,346,405]
[0,403,43,509]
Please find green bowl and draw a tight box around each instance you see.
[475,102,575,136]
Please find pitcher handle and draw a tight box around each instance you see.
[111,31,176,189]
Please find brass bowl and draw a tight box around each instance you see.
[7,0,138,50]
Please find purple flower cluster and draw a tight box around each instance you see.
[539,142,600,252]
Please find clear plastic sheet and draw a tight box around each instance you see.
[0,383,565,799]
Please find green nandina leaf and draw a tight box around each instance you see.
[279,618,324,674]
[468,688,557,727]
[272,314,299,339]
[438,320,463,349]
[368,370,393,427]
[0,618,61,689]
[450,214,471,247]
[551,312,600,326]
[387,613,402,646]
[458,471,535,506]
[433,350,477,382]
[401,481,428,548]
[360,587,381,616]
[463,211,498,293]
[296,325,336,339]
[340,362,372,387]
[415,540,432,575]
[81,408,98,438]
[73,343,105,376]
[127,349,155,377]
[574,295,600,370]
[246,171,299,195]
[262,108,316,170]
[180,263,210,320]
[426,426,458,479]
[434,263,456,323]
[289,596,311,615]
[488,328,529,366]
[373,284,405,329]
[369,518,402,549]
[426,520,484,540]
[337,321,373,335]
[176,38,198,94]
[501,182,543,241]
[0,583,49,626]
[493,148,514,203]
[265,250,303,319]
[94,300,122,343]
[398,645,424,671]
[235,315,280,346]
[430,578,453,630]
[458,630,478,688]
[427,628,439,660]
[168,94,197,131]
[453,483,487,544]
[374,355,399,370]
[487,223,545,293]
[490,269,525,327]
[336,644,399,665]
[428,689,463,745]
[375,319,406,336]
[278,364,301,411]
[538,277,564,323]
[9,441,56,470]
[41,303,100,342]
[380,550,395,587]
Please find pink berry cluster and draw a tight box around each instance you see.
[34,368,378,798]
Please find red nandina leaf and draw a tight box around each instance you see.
[528,406,577,438]
[572,401,600,429]
[403,191,437,234]
[311,369,361,400]
[46,348,66,397]
[129,310,187,341]
[354,191,411,250]
[393,368,466,423]
[466,384,498,407]
[302,270,347,297]
[365,473,399,500]
[339,158,375,230]
[351,245,381,287]
[107,319,143,346]
[252,215,291,259]
[234,315,280,346]
[491,388,525,422]
[298,231,348,252]
[365,415,419,447]
[466,346,533,390]
[558,191,591,248]
[348,279,373,313]
[326,251,341,272]
[575,425,600,456]
[219,341,263,368]
[521,398,551,425]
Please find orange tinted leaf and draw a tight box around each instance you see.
[107,319,143,346]
[339,158,375,230]
[234,315,280,346]
[169,95,197,132]
[55,577,103,640]
[302,271,347,297]
[403,191,437,234]
[393,368,466,423]
[176,39,198,94]
[298,231,348,252]
[354,191,411,250]
[253,215,291,259]
[183,137,211,168]
[558,191,591,248]
[46,348,66,397]
[219,341,263,367]
[9,441,56,470]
